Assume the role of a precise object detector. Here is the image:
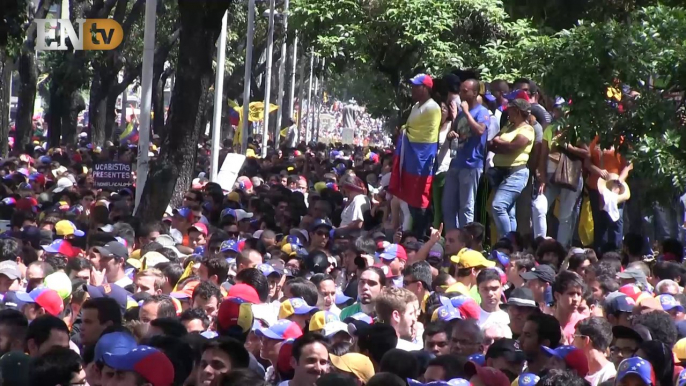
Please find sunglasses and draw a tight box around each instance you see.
[315,230,330,237]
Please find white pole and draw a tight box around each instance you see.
[305,50,314,143]
[134,0,157,212]
[241,0,256,155]
[211,11,228,181]
[274,0,289,149]
[261,0,276,158]
[120,78,127,137]
[315,57,325,141]
[296,53,305,143]
[311,56,319,143]
[289,34,298,121]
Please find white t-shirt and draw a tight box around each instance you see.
[340,194,370,227]
[114,276,133,288]
[478,308,510,328]
[396,338,422,351]
[436,126,453,174]
[585,362,617,386]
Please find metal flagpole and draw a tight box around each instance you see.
[134,0,157,212]
[311,56,319,143]
[211,11,228,181]
[289,34,298,122]
[296,52,305,143]
[305,50,314,143]
[260,0,276,158]
[315,57,325,142]
[241,0,257,154]
[274,0,289,150]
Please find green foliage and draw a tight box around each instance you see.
[0,0,29,55]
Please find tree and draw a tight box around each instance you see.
[135,0,234,221]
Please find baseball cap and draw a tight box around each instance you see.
[330,353,375,383]
[278,297,317,319]
[410,74,434,88]
[170,281,199,300]
[233,209,254,222]
[619,284,643,301]
[55,220,84,237]
[255,319,303,341]
[174,207,195,221]
[463,363,510,386]
[53,177,74,193]
[189,222,208,236]
[94,331,137,362]
[41,239,78,258]
[616,357,655,386]
[309,310,340,331]
[227,283,261,304]
[520,264,556,283]
[613,326,644,344]
[431,303,461,322]
[43,271,72,300]
[323,321,352,338]
[141,251,169,268]
[2,292,26,311]
[541,345,589,377]
[489,250,510,267]
[103,346,174,386]
[468,353,486,366]
[486,339,526,363]
[605,293,636,314]
[517,373,541,386]
[84,283,134,313]
[343,312,374,325]
[220,239,240,254]
[449,295,481,320]
[257,263,283,277]
[0,261,21,280]
[216,297,254,337]
[450,248,495,269]
[310,218,334,232]
[0,351,30,386]
[617,267,648,281]
[659,294,685,312]
[94,241,129,259]
[16,287,64,316]
[501,287,537,308]
[379,244,408,262]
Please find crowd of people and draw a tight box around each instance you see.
[0,71,684,386]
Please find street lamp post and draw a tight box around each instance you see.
[274,0,289,149]
[241,0,257,154]
[305,50,314,143]
[260,0,276,158]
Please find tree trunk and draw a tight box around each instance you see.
[135,0,233,221]
[0,50,12,158]
[105,93,117,141]
[88,73,108,146]
[63,91,84,145]
[47,80,63,147]
[151,59,164,136]
[15,50,37,150]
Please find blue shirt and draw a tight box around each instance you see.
[450,104,490,169]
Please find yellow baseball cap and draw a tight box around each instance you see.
[674,338,686,362]
[55,220,85,237]
[227,191,241,203]
[308,310,340,332]
[278,297,317,320]
[450,248,495,269]
[329,353,375,383]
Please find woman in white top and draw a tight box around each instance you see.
[432,101,454,228]
[339,175,370,229]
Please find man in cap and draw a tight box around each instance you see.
[658,294,686,321]
[617,267,649,290]
[485,338,526,380]
[501,287,539,338]
[93,241,132,288]
[378,244,407,287]
[0,261,22,293]
[308,218,333,252]
[279,297,318,330]
[54,220,85,240]
[256,320,303,380]
[388,73,441,235]
[446,248,495,302]
[521,264,556,310]
[16,287,64,321]
[102,345,174,386]
[604,293,635,327]
[610,325,643,368]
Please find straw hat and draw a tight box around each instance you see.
[597,173,630,203]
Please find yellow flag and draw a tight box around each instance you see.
[173,260,195,292]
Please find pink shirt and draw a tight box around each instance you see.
[561,312,587,345]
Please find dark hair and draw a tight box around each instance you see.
[203,337,250,369]
[65,257,92,277]
[112,222,135,249]
[366,373,407,386]
[149,317,188,338]
[180,308,210,330]
[217,368,270,386]
[637,341,674,386]
[404,261,433,290]
[285,278,319,306]
[379,349,420,380]
[202,258,230,284]
[354,236,378,255]
[330,341,353,356]
[552,270,585,296]
[357,323,398,365]
[662,238,684,263]
[43,255,65,272]
[654,261,681,282]
[361,266,387,287]
[423,320,451,342]
[181,332,209,366]
[632,311,678,348]
[476,268,501,287]
[595,274,618,296]
[588,260,619,279]
[26,315,69,349]
[426,354,467,380]
[567,253,589,272]
[21,245,39,265]
[157,262,185,289]
[192,281,223,303]
[29,346,83,386]
[511,252,536,271]
[82,297,123,325]
[536,240,566,269]
[142,295,177,319]
[310,273,335,289]
[527,313,561,348]
[0,309,28,342]
[235,268,269,303]
[0,238,21,262]
[314,373,358,386]
[138,222,167,240]
[141,335,195,386]
[576,317,612,351]
[536,369,589,386]
[292,332,330,362]
[432,272,453,293]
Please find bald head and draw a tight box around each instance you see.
[459,79,480,104]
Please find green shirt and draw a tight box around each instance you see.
[339,303,362,320]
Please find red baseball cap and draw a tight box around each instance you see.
[190,222,208,236]
[227,283,261,304]
[410,74,433,88]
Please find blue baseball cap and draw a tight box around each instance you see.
[605,294,636,314]
[678,368,686,386]
[309,218,333,232]
[467,353,485,366]
[489,250,510,267]
[518,373,541,386]
[255,319,303,341]
[285,235,304,246]
[220,208,237,220]
[409,73,433,88]
[407,380,451,386]
[343,312,373,324]
[659,294,685,313]
[83,283,132,313]
[94,332,137,362]
[379,243,408,262]
[616,357,655,385]
[2,291,26,311]
[335,290,352,305]
[220,239,239,253]
[278,297,318,319]
[193,246,206,256]
[257,263,282,277]
[103,345,175,386]
[432,304,461,322]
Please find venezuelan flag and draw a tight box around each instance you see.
[119,121,139,144]
[388,101,441,209]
